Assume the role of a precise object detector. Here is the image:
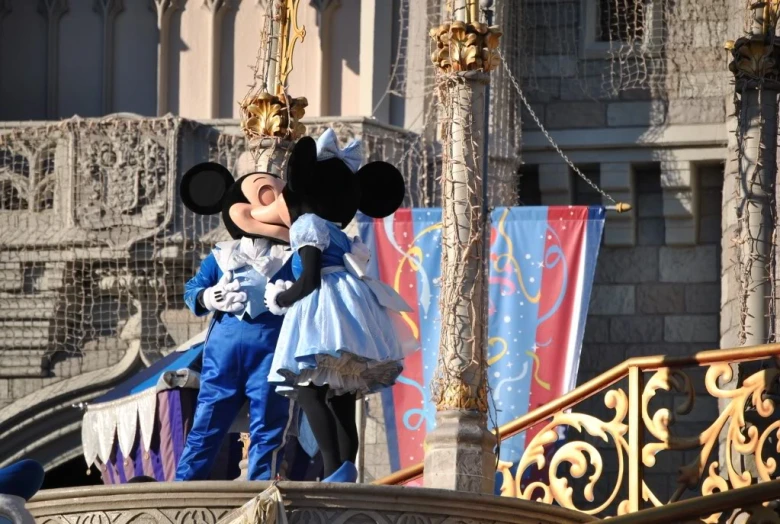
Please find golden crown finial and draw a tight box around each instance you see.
[239,0,308,147]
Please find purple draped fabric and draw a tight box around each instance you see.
[97,389,210,484]
[95,388,321,483]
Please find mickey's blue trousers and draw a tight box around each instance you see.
[175,311,291,481]
[175,253,294,481]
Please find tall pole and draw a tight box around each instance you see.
[725,3,777,353]
[721,2,779,477]
[266,3,279,94]
[424,0,502,493]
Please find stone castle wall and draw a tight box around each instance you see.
[519,0,732,131]
[508,0,734,509]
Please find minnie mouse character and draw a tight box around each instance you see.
[175,163,295,482]
[263,129,415,483]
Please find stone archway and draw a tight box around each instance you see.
[0,343,143,473]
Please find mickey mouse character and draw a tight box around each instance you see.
[263,129,416,483]
[175,163,295,482]
[0,459,44,524]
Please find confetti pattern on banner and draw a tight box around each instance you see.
[356,206,605,488]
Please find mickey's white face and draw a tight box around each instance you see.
[228,174,290,243]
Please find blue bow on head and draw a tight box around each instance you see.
[316,128,363,173]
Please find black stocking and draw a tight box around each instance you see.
[328,392,358,464]
[296,385,341,477]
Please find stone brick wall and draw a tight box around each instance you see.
[0,379,8,411]
[524,78,728,132]
[520,1,729,132]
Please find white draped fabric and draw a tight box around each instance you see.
[81,369,200,468]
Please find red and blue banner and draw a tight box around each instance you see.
[355,206,605,488]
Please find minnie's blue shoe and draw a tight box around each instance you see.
[322,461,357,483]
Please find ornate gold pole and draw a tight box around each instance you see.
[237,0,308,179]
[424,0,502,493]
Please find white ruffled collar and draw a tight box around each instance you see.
[213,238,291,277]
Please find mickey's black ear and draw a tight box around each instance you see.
[357,161,405,218]
[180,162,234,215]
[287,136,317,192]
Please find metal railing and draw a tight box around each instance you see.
[374,343,780,521]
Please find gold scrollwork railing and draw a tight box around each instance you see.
[373,343,780,521]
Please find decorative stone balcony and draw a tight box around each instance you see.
[27,482,595,524]
[0,114,430,474]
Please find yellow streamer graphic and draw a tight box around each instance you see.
[413,223,443,244]
[391,223,444,341]
[394,246,423,340]
[493,208,541,304]
[525,350,551,391]
[487,337,508,366]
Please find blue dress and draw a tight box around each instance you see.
[268,213,414,398]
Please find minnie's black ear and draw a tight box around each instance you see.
[287,136,318,193]
[180,162,234,215]
[357,161,405,218]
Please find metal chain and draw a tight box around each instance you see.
[498,50,617,204]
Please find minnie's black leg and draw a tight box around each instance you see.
[295,385,341,477]
[328,392,359,464]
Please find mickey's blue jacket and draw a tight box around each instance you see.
[176,252,294,482]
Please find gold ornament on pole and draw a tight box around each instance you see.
[725,1,780,84]
[429,21,502,73]
[276,0,306,95]
[239,0,309,154]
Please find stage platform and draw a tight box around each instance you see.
[27,481,596,523]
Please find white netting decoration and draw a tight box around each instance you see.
[513,0,742,100]
[0,115,438,384]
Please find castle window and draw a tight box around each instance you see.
[581,0,660,59]
[518,165,542,206]
[597,0,645,42]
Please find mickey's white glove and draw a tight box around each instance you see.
[202,272,247,314]
[264,280,294,316]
